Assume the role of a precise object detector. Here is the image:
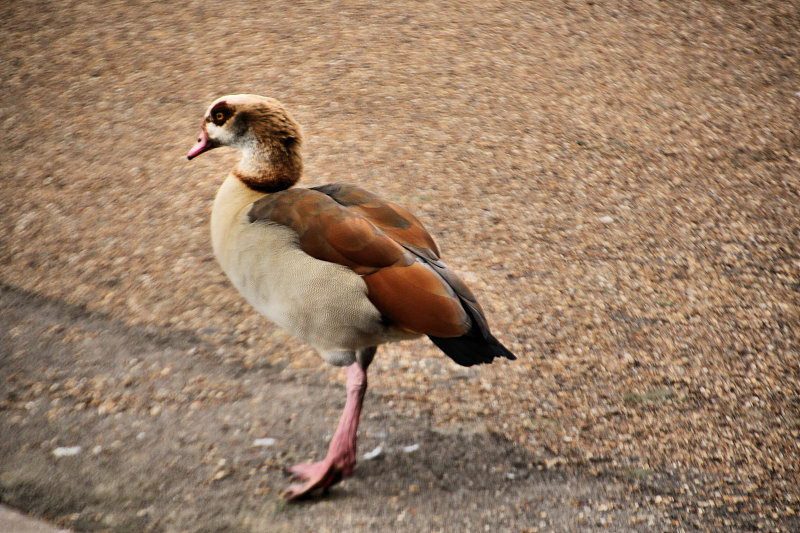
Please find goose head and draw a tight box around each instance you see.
[188,94,303,192]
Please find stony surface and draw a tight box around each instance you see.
[1,0,798,531]
[0,504,71,533]
[1,283,645,532]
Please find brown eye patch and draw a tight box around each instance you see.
[209,101,233,125]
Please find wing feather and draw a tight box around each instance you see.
[312,183,440,260]
[248,188,470,336]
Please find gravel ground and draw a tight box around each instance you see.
[1,0,798,531]
[0,283,644,532]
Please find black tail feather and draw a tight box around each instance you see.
[429,321,516,367]
[401,249,517,367]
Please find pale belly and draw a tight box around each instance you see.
[213,211,417,358]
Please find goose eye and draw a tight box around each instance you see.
[214,111,225,123]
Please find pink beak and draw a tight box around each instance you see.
[187,126,216,160]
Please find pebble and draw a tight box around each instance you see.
[52,446,82,457]
[363,446,383,460]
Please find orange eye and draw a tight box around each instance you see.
[214,111,225,122]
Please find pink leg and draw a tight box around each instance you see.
[282,362,368,500]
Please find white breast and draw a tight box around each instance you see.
[209,175,413,358]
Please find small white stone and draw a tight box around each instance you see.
[53,446,82,457]
[253,438,276,447]
[401,444,420,453]
[599,215,614,223]
[363,445,383,460]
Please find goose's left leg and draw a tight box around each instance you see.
[282,347,376,500]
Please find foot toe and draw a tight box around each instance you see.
[280,462,344,501]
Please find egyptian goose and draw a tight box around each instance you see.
[187,94,515,500]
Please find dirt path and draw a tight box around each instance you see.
[1,283,654,532]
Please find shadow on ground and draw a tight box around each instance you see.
[1,283,657,532]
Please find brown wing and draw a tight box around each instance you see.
[311,183,441,260]
[248,188,470,337]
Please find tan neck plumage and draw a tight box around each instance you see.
[232,138,302,193]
